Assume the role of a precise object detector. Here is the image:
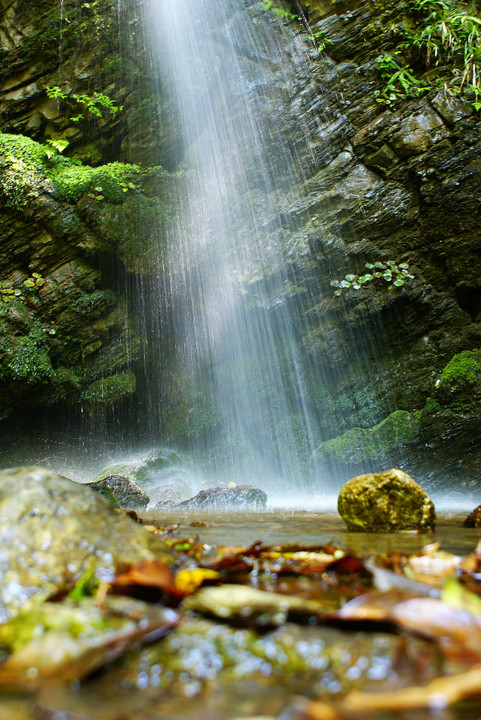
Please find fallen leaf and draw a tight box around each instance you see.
[175,567,220,595]
[111,559,179,600]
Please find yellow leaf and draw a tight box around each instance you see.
[175,568,219,595]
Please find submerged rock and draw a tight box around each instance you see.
[105,617,442,707]
[0,596,178,689]
[337,468,435,532]
[463,504,481,528]
[177,485,267,509]
[87,475,150,509]
[0,466,166,622]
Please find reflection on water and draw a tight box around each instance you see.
[144,509,480,557]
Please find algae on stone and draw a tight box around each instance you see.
[316,410,422,465]
[337,468,436,532]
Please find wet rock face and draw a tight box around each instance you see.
[263,0,481,484]
[337,468,436,532]
[0,466,160,622]
[0,0,480,482]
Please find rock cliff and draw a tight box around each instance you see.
[0,0,479,489]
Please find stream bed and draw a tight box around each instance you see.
[1,509,479,720]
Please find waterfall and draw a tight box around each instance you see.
[138,0,340,494]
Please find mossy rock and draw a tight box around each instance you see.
[93,449,184,488]
[81,371,137,409]
[436,349,481,401]
[0,466,169,621]
[316,410,422,465]
[87,475,150,509]
[337,468,436,532]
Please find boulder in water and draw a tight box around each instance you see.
[463,504,481,528]
[337,468,435,532]
[178,485,267,509]
[87,475,150,508]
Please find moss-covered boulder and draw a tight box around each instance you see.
[87,474,150,509]
[316,410,422,466]
[0,466,167,622]
[337,468,436,532]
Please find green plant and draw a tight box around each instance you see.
[0,273,45,303]
[380,0,481,110]
[262,1,298,21]
[46,86,123,123]
[309,28,328,51]
[374,52,431,106]
[330,261,414,296]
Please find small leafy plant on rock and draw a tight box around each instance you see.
[0,273,45,303]
[330,261,414,296]
[374,52,431,106]
[46,86,123,123]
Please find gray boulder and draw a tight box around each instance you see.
[177,485,267,509]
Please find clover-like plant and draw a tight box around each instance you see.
[330,261,414,296]
[0,273,45,303]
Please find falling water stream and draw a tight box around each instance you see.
[140,0,340,494]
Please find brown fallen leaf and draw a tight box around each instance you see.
[293,665,481,718]
[405,542,462,587]
[392,597,481,663]
[342,663,481,713]
[111,559,181,600]
[334,588,418,624]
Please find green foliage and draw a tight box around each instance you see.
[0,324,53,385]
[377,0,481,109]
[49,160,141,204]
[0,132,143,209]
[374,53,431,106]
[46,86,123,123]
[330,261,414,296]
[261,1,298,21]
[0,273,45,304]
[67,565,101,602]
[0,134,49,210]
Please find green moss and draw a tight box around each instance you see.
[0,323,53,386]
[90,484,121,508]
[81,370,137,407]
[0,132,142,205]
[316,409,422,464]
[0,134,52,210]
[438,349,481,394]
[421,396,442,414]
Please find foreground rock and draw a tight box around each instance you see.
[0,466,165,622]
[87,475,150,508]
[463,504,481,528]
[0,597,178,689]
[338,469,436,532]
[176,485,267,510]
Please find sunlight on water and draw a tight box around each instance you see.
[138,0,381,495]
